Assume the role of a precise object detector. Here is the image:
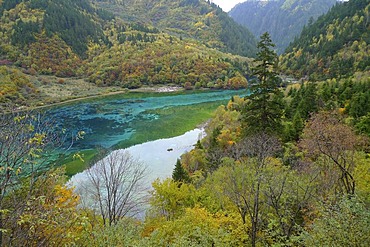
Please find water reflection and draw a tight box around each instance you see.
[47,90,246,149]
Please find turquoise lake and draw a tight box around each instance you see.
[65,90,247,210]
[47,90,247,151]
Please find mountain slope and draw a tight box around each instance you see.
[281,0,370,80]
[0,0,255,109]
[0,0,110,58]
[92,0,257,57]
[229,0,337,53]
[85,20,252,89]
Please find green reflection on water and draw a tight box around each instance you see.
[47,90,247,176]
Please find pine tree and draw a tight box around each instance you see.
[172,159,190,183]
[292,111,304,141]
[242,32,284,136]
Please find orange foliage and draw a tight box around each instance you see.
[16,169,87,246]
[28,33,82,77]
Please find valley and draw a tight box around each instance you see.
[0,0,369,246]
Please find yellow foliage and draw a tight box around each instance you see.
[147,206,248,245]
[194,21,204,28]
[326,33,334,41]
[217,129,237,148]
[53,185,80,208]
[294,49,303,58]
[338,107,346,114]
[353,152,370,203]
[227,95,245,111]
[16,168,87,246]
[150,178,199,221]
[205,12,214,18]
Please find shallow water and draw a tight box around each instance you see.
[47,90,247,150]
[69,128,205,217]
[63,90,245,214]
[70,128,205,186]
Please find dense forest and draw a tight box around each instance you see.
[0,0,369,246]
[86,28,251,89]
[229,0,337,53]
[0,0,110,58]
[0,0,257,110]
[281,0,370,80]
[1,32,369,246]
[92,0,257,57]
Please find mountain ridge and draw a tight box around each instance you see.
[280,0,370,80]
[229,0,338,53]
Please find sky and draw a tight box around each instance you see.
[211,0,245,12]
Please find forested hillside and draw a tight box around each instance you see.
[0,0,110,58]
[0,0,256,110]
[93,0,257,57]
[281,0,370,80]
[1,33,369,246]
[86,28,251,89]
[229,0,337,53]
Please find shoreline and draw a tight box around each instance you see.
[68,127,207,217]
[69,127,205,183]
[9,86,185,113]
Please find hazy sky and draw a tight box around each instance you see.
[212,0,245,12]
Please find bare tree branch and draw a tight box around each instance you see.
[80,150,149,226]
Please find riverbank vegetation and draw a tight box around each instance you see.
[1,0,369,245]
[1,32,369,246]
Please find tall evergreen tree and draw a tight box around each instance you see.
[172,159,190,183]
[242,32,284,136]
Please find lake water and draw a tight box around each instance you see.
[59,90,246,215]
[48,90,247,150]
[69,128,205,186]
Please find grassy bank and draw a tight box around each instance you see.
[8,73,188,112]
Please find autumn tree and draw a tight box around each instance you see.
[0,111,76,246]
[3,168,87,246]
[80,150,148,226]
[0,113,51,244]
[299,111,363,195]
[212,133,281,247]
[209,131,319,245]
[262,164,317,245]
[242,32,284,136]
[203,105,242,172]
[149,178,198,221]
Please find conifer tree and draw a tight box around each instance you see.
[242,32,284,136]
[172,159,190,183]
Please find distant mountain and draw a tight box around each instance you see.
[92,0,257,57]
[281,0,370,80]
[229,0,337,53]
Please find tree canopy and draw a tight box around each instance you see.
[242,32,284,136]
